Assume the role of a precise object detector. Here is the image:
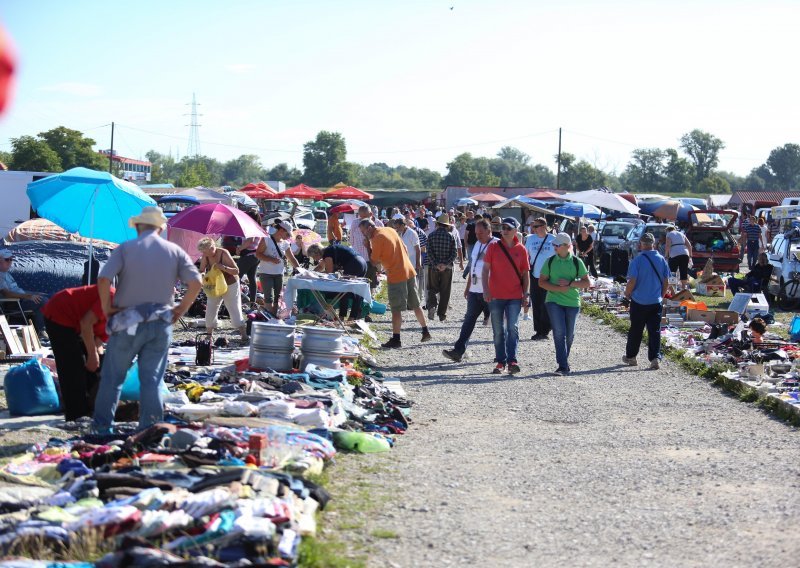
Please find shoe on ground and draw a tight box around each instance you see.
[427,307,436,320]
[553,367,570,376]
[421,331,432,342]
[649,358,660,370]
[483,316,490,326]
[381,337,402,349]
[364,315,373,323]
[508,362,521,374]
[442,349,462,362]
[531,333,548,341]
[622,356,638,366]
[492,363,505,374]
[522,314,531,321]
[439,314,446,322]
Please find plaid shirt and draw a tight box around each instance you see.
[349,217,383,259]
[426,227,457,267]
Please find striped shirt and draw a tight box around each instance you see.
[744,222,762,242]
[349,217,383,259]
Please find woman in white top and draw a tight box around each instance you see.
[758,217,769,253]
[664,226,692,290]
[198,238,247,341]
[255,220,300,316]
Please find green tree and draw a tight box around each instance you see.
[497,146,531,165]
[514,164,555,188]
[0,150,11,167]
[302,131,348,186]
[443,153,500,187]
[264,163,302,186]
[716,170,747,192]
[623,148,666,192]
[222,154,264,186]
[679,129,725,184]
[662,149,695,193]
[744,169,767,190]
[9,136,62,171]
[38,126,106,170]
[330,161,362,186]
[695,174,730,194]
[764,143,800,189]
[146,150,179,184]
[558,153,611,191]
[176,161,213,187]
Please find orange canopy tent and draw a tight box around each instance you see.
[471,192,505,203]
[525,190,563,200]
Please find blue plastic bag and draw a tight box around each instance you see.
[120,361,169,402]
[4,358,61,416]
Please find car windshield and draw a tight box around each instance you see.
[158,200,196,213]
[602,224,633,237]
[649,226,670,240]
[264,201,295,213]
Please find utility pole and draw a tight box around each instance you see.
[556,127,562,190]
[108,122,115,173]
[185,93,202,159]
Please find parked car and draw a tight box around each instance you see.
[293,207,316,231]
[156,195,201,218]
[766,228,800,309]
[261,199,315,231]
[622,223,675,259]
[595,221,635,258]
[685,209,739,274]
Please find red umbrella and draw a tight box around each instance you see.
[325,185,373,200]
[471,192,505,203]
[328,202,360,214]
[241,187,277,199]
[282,183,324,199]
[525,190,563,200]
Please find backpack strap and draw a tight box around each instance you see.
[546,254,581,280]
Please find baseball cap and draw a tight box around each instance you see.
[501,217,519,229]
[275,220,293,234]
[0,249,12,259]
[553,232,572,247]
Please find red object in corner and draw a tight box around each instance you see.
[0,24,16,115]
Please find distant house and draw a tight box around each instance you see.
[442,186,561,209]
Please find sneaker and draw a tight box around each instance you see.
[531,333,549,341]
[421,331,432,342]
[364,315,373,323]
[492,363,505,374]
[508,362,521,374]
[439,314,446,322]
[649,358,660,370]
[553,368,565,376]
[381,337,402,349]
[442,349,462,362]
[427,307,436,320]
[522,314,531,321]
[622,356,638,366]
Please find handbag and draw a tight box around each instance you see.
[202,266,228,298]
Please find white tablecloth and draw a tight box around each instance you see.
[284,276,372,309]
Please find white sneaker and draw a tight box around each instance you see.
[622,356,638,366]
[522,314,531,321]
[649,358,660,370]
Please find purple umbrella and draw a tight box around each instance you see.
[167,202,266,238]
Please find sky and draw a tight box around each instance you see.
[1,0,799,178]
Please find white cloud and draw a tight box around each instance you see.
[37,82,104,97]
[226,63,257,74]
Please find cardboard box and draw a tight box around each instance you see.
[671,289,696,302]
[714,310,739,325]
[696,282,726,297]
[687,309,715,323]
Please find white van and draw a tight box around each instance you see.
[781,197,800,206]
[0,170,55,238]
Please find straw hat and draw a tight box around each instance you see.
[437,214,453,227]
[129,206,167,229]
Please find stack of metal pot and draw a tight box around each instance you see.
[249,322,296,371]
[299,326,345,370]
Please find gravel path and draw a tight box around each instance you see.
[345,271,800,567]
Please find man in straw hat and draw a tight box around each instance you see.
[93,206,202,432]
[425,212,459,322]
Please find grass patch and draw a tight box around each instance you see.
[370,529,399,539]
[5,528,117,562]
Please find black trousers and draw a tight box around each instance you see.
[44,318,99,421]
[626,300,663,362]
[236,253,259,303]
[529,275,551,336]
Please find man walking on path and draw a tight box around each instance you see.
[349,205,383,290]
[93,206,202,432]
[482,217,530,375]
[622,232,671,370]
[524,217,556,341]
[443,218,496,362]
[741,214,762,270]
[426,213,458,322]
[360,219,431,349]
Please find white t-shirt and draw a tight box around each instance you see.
[468,238,496,294]
[257,236,291,275]
[399,228,421,266]
[525,233,556,277]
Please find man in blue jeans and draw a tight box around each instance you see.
[622,232,670,370]
[443,218,496,362]
[93,206,202,432]
[482,217,530,375]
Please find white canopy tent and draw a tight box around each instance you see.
[559,189,639,215]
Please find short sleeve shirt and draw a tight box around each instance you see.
[540,254,588,307]
[370,227,416,284]
[627,250,670,305]
[525,233,556,277]
[41,285,113,341]
[399,227,420,263]
[322,244,367,276]
[257,236,291,275]
[483,238,529,299]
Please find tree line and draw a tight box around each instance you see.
[4,127,800,193]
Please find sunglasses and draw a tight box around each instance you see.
[531,224,545,228]
[501,225,515,231]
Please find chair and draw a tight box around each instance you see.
[0,298,29,326]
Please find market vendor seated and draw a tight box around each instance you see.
[41,284,115,421]
[306,243,368,321]
[0,248,47,339]
[748,317,767,345]
[727,253,772,295]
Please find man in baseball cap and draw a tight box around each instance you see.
[0,247,47,338]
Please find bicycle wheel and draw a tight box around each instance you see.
[777,280,800,311]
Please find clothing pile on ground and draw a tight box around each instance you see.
[584,277,800,416]
[0,340,411,565]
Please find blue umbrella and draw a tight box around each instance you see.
[457,197,478,206]
[555,202,602,219]
[27,167,156,244]
[515,196,549,208]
